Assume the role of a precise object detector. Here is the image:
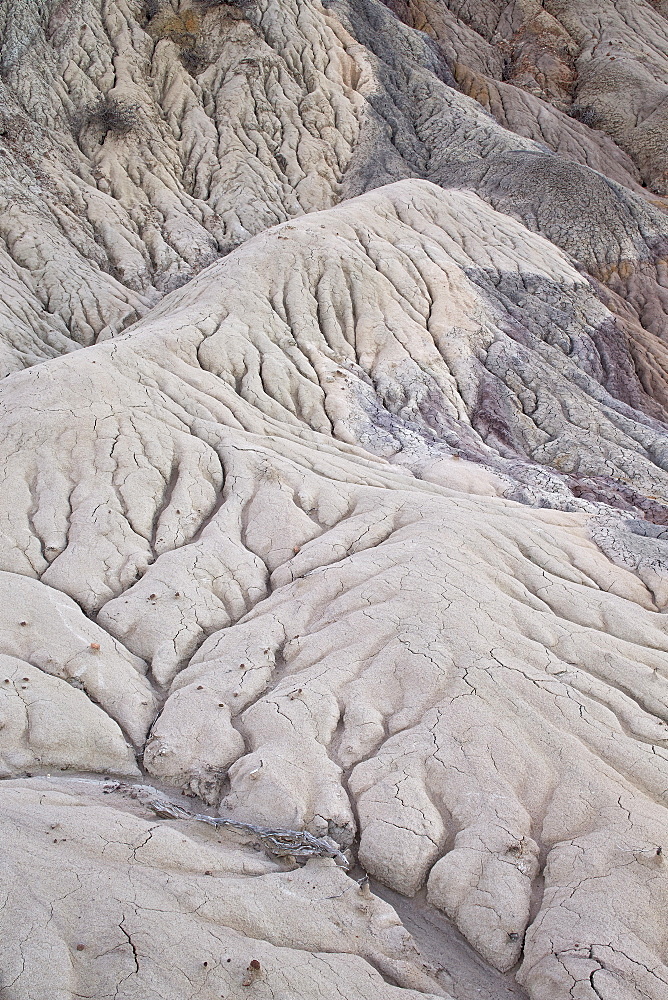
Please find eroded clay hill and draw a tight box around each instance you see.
[1,3,667,1000]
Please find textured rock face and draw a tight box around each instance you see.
[1,3,668,1000]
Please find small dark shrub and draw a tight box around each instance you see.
[179,49,207,75]
[193,0,254,8]
[85,95,141,137]
[568,105,601,128]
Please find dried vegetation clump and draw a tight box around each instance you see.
[568,105,603,128]
[79,95,141,138]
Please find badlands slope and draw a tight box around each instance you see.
[1,3,668,1000]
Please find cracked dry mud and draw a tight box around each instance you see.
[1,3,668,1000]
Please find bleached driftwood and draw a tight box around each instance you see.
[104,782,349,867]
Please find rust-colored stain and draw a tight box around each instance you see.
[453,63,492,110]
[149,10,201,46]
[591,260,641,283]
